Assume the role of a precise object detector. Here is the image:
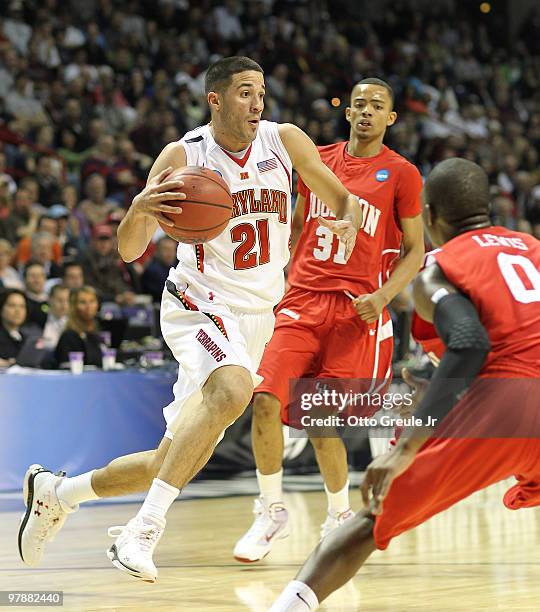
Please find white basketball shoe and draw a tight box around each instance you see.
[234,497,290,562]
[18,464,78,567]
[320,508,355,540]
[107,516,165,582]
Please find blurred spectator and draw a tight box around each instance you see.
[0,238,23,289]
[54,286,102,368]
[4,73,50,130]
[213,0,243,41]
[25,231,62,278]
[23,261,48,329]
[0,177,17,244]
[141,236,177,302]
[108,137,150,204]
[2,3,32,56]
[62,262,85,290]
[19,177,42,209]
[7,187,40,243]
[58,98,89,152]
[74,173,118,243]
[0,151,17,195]
[80,224,136,304]
[0,288,27,367]
[34,155,63,208]
[81,134,117,183]
[42,284,69,350]
[16,219,63,269]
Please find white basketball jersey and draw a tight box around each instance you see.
[169,120,292,311]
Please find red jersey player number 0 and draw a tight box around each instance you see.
[497,253,540,304]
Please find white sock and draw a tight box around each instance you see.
[137,478,179,523]
[257,469,283,506]
[56,471,99,508]
[269,580,319,611]
[325,480,350,515]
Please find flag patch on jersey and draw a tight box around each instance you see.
[257,158,278,173]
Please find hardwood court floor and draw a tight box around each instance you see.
[1,483,539,611]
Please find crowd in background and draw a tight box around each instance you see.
[0,0,539,367]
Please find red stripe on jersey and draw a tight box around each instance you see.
[220,144,253,168]
[195,244,204,272]
[270,148,292,192]
[205,313,229,339]
[166,280,199,311]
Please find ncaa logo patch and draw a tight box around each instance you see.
[375,169,389,182]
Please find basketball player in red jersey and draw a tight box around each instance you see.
[234,79,425,562]
[270,157,540,611]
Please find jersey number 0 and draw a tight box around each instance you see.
[497,253,540,304]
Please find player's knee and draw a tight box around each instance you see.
[334,510,375,543]
[207,371,253,424]
[252,392,281,421]
[309,435,329,454]
[309,431,344,454]
[353,509,376,538]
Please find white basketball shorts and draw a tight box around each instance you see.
[160,277,275,439]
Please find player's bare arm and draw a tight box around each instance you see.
[117,142,187,262]
[361,263,492,514]
[353,215,424,324]
[278,123,361,260]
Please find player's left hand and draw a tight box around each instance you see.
[360,448,416,515]
[318,216,357,262]
[399,367,429,417]
[352,291,387,324]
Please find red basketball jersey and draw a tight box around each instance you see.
[434,227,540,377]
[288,142,422,294]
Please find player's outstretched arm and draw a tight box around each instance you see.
[361,264,492,514]
[398,264,491,448]
[117,142,187,262]
[279,123,361,260]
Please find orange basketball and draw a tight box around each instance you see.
[159,166,233,244]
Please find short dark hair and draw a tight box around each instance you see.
[24,260,45,278]
[0,288,26,314]
[62,261,82,275]
[205,56,264,94]
[425,158,490,223]
[354,78,394,107]
[49,283,69,298]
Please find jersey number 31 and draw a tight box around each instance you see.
[312,225,347,264]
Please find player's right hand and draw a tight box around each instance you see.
[360,448,416,515]
[318,216,357,261]
[131,166,186,227]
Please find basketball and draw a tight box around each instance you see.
[159,166,233,244]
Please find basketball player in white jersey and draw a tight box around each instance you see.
[19,57,362,582]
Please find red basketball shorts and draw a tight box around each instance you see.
[255,287,394,427]
[374,378,540,549]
